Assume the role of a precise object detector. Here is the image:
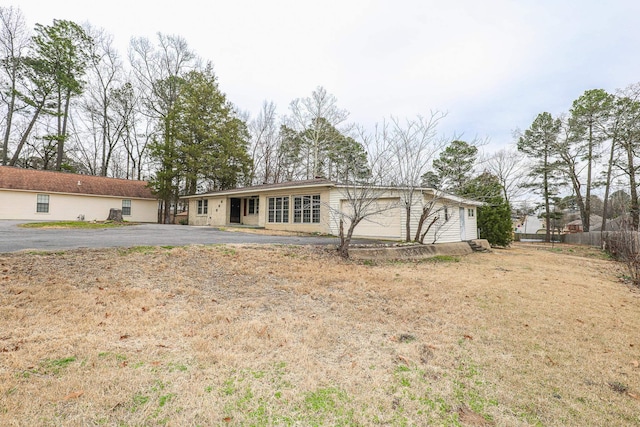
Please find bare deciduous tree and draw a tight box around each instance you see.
[74,24,125,176]
[287,86,350,179]
[0,6,30,165]
[480,146,528,205]
[331,126,395,257]
[249,100,285,184]
[382,112,448,242]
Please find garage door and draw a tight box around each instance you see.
[340,198,402,239]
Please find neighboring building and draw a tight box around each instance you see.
[564,215,603,233]
[0,166,158,222]
[181,179,482,242]
[514,215,544,234]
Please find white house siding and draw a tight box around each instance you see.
[327,188,481,243]
[0,189,157,222]
[409,198,479,244]
[340,198,402,239]
[328,188,404,239]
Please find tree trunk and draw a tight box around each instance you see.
[543,154,551,243]
[338,217,361,259]
[583,122,594,232]
[628,149,639,230]
[420,215,439,244]
[55,89,73,171]
[404,202,411,242]
[107,208,123,222]
[2,78,17,166]
[600,137,618,233]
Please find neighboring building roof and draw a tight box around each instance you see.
[0,166,156,199]
[566,215,603,228]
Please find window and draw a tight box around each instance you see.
[268,196,289,223]
[248,197,259,214]
[122,199,131,216]
[293,195,321,223]
[444,206,449,221]
[197,199,208,215]
[36,194,49,213]
[468,208,475,218]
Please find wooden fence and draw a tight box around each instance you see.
[562,231,640,248]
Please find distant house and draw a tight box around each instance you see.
[564,215,603,233]
[181,179,482,242]
[0,166,158,222]
[514,215,545,234]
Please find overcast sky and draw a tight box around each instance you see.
[8,0,640,153]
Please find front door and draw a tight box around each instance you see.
[230,198,241,223]
[459,207,466,240]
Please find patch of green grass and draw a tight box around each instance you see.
[452,361,497,423]
[217,246,237,256]
[118,246,157,255]
[304,387,346,412]
[39,356,77,375]
[222,378,236,396]
[167,362,187,372]
[19,221,129,229]
[24,250,66,256]
[206,363,358,425]
[518,404,545,426]
[425,255,460,263]
[130,393,150,412]
[158,393,175,408]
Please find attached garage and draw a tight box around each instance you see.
[340,198,402,239]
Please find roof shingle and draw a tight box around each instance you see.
[0,167,156,199]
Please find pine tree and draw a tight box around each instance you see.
[431,140,477,193]
[517,112,563,242]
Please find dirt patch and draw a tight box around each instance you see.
[0,242,638,425]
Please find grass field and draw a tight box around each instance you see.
[18,221,132,229]
[0,242,639,426]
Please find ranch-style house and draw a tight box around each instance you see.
[181,179,482,242]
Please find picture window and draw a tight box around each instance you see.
[293,195,321,223]
[268,196,289,223]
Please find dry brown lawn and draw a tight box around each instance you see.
[0,242,639,426]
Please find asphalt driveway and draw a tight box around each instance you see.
[0,221,347,253]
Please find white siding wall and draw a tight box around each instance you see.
[0,189,158,222]
[328,188,481,242]
[328,188,404,239]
